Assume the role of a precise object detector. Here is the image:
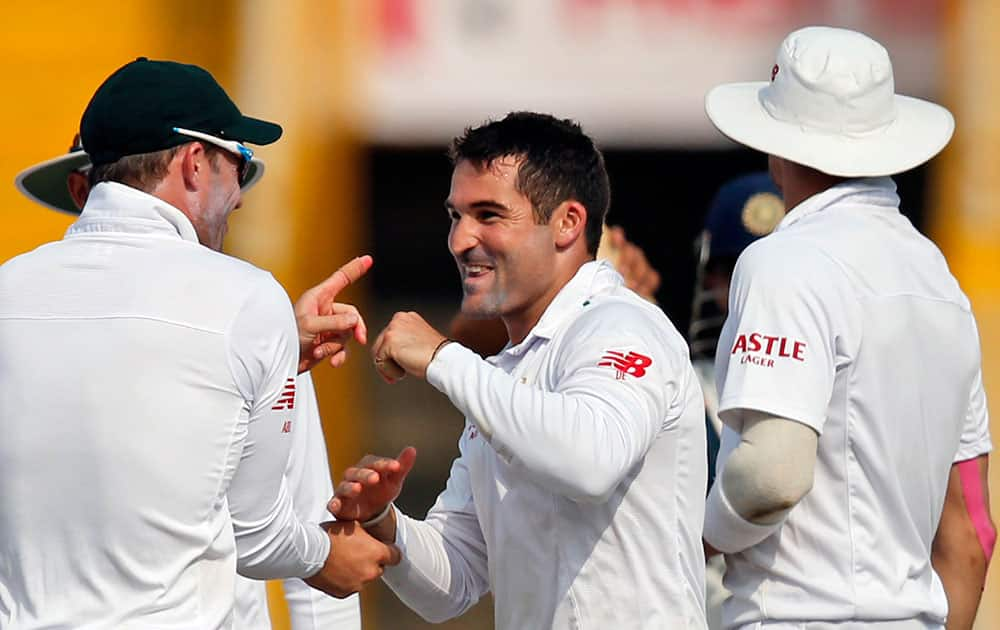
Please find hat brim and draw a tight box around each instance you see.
[705,82,955,177]
[15,151,91,215]
[15,151,266,215]
[222,115,283,146]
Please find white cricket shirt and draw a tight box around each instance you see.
[383,261,708,629]
[713,178,991,628]
[0,183,330,629]
[233,372,360,630]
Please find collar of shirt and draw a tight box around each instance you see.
[498,260,624,359]
[776,176,900,232]
[65,181,200,244]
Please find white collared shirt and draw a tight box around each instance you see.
[0,182,330,629]
[383,261,708,629]
[714,177,991,628]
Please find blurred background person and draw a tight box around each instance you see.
[689,172,784,630]
[14,136,362,630]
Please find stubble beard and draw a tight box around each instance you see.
[460,284,506,320]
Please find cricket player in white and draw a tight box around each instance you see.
[329,112,708,629]
[0,58,395,629]
[701,27,994,629]
[14,139,361,630]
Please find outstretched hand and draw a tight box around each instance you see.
[295,255,373,373]
[329,447,418,523]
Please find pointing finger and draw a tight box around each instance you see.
[320,255,373,300]
[395,447,418,478]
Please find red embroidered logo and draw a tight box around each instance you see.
[281,420,293,433]
[730,332,805,368]
[771,64,779,81]
[272,378,296,411]
[598,350,652,380]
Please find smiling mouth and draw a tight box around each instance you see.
[462,263,494,279]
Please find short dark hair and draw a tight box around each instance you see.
[448,112,611,256]
[89,145,183,193]
[89,143,221,193]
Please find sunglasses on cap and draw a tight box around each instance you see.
[172,127,254,185]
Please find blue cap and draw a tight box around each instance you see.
[704,172,784,258]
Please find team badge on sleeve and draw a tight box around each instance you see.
[598,350,652,380]
[271,377,296,410]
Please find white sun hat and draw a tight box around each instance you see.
[705,26,954,177]
[14,139,266,215]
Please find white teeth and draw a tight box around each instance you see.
[466,265,491,274]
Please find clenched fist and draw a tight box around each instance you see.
[371,311,449,383]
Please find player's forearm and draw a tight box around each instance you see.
[932,543,985,630]
[426,343,658,503]
[382,511,488,623]
[722,414,817,524]
[704,414,817,552]
[933,456,994,630]
[232,480,331,579]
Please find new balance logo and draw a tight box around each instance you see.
[598,350,652,380]
[272,378,296,410]
[281,420,293,433]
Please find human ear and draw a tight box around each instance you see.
[553,200,587,249]
[180,143,206,191]
[66,172,90,210]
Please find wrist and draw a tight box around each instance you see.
[361,502,394,528]
[431,337,454,362]
[364,504,398,545]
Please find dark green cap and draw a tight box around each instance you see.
[80,57,282,166]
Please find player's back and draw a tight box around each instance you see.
[723,178,982,625]
[0,197,276,628]
[790,183,979,550]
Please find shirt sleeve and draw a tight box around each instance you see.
[381,432,491,624]
[955,362,992,463]
[426,300,680,503]
[281,372,361,629]
[225,276,330,580]
[716,243,851,434]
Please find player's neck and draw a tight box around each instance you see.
[503,257,589,346]
[783,174,846,211]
